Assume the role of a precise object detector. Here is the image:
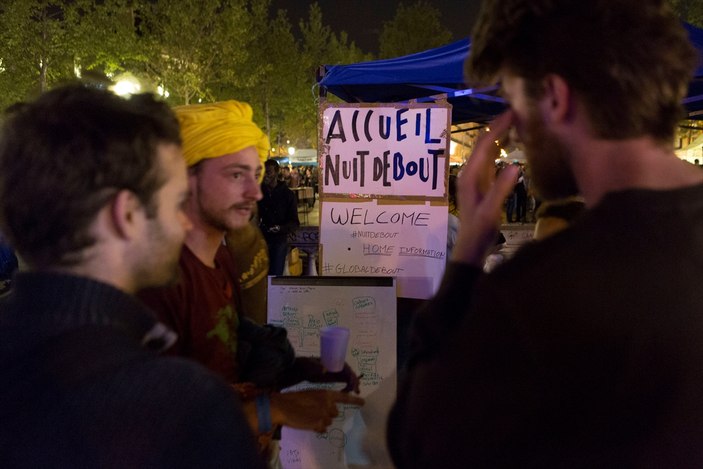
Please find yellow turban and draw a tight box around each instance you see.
[174,100,270,168]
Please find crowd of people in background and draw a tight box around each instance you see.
[281,166,318,192]
[3,0,703,467]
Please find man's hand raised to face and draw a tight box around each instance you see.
[452,111,519,267]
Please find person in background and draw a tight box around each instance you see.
[505,179,516,222]
[310,165,320,207]
[446,174,460,261]
[388,0,703,466]
[281,165,292,186]
[0,232,18,297]
[137,101,362,451]
[289,166,300,189]
[259,159,300,275]
[0,85,264,468]
[514,165,528,222]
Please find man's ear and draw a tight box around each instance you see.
[540,74,572,124]
[110,189,142,239]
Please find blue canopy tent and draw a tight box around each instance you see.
[318,23,703,124]
[682,22,703,119]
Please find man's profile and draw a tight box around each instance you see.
[388,1,703,467]
[0,85,264,468]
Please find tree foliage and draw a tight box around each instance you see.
[0,0,141,109]
[669,0,703,26]
[137,0,252,105]
[1,1,701,148]
[378,1,452,59]
[294,3,369,147]
[0,1,75,106]
[0,0,372,147]
[221,0,300,149]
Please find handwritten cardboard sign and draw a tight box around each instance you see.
[319,200,447,298]
[318,103,451,299]
[320,103,451,198]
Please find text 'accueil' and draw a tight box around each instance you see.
[323,107,445,191]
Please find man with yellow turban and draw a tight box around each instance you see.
[138,101,363,449]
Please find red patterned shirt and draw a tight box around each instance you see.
[138,244,241,382]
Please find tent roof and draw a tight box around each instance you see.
[319,23,703,124]
[683,22,703,118]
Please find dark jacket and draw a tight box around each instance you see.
[258,181,300,241]
[0,272,265,468]
[389,183,703,468]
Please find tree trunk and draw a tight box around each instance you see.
[40,13,48,92]
[265,95,271,155]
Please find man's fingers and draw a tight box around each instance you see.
[459,110,515,197]
[484,165,519,214]
[467,111,515,169]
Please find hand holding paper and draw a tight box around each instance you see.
[270,390,365,433]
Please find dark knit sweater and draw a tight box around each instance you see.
[389,183,703,468]
[0,272,265,468]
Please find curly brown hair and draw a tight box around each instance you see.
[465,0,698,143]
[0,85,181,268]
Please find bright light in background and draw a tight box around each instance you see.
[450,140,457,155]
[157,85,170,98]
[288,146,296,156]
[111,74,141,97]
[112,80,140,96]
[500,149,508,158]
[73,64,81,78]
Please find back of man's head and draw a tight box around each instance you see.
[466,0,698,143]
[0,85,181,269]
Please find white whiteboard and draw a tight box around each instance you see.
[267,276,397,469]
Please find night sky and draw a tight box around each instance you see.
[270,0,483,54]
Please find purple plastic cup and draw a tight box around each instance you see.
[320,326,350,372]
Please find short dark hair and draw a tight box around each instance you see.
[264,159,280,172]
[0,84,181,268]
[465,0,698,143]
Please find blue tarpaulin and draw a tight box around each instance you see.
[682,22,703,119]
[319,23,703,123]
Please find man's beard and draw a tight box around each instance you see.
[197,185,250,233]
[134,219,182,290]
[523,109,580,201]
